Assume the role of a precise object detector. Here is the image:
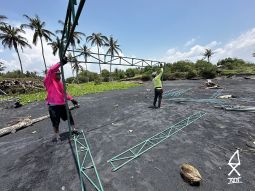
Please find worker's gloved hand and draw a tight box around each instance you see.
[60,56,68,65]
[71,99,78,106]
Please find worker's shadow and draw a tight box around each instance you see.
[60,132,71,141]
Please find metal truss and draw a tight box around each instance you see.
[73,130,104,191]
[166,89,224,104]
[164,88,192,98]
[71,50,165,67]
[167,97,224,104]
[107,111,206,171]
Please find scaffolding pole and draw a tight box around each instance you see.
[58,1,104,190]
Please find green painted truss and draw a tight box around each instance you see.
[73,130,104,191]
[164,88,192,98]
[107,111,206,171]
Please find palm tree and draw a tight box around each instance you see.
[0,15,7,34]
[48,36,61,56]
[203,48,214,63]
[0,15,7,26]
[0,25,31,73]
[77,44,91,71]
[56,20,85,53]
[67,53,83,82]
[105,36,121,79]
[86,32,108,74]
[21,14,55,72]
[0,61,6,71]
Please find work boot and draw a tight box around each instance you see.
[72,127,81,135]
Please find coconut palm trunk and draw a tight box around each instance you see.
[97,46,101,73]
[39,36,47,72]
[83,55,88,71]
[71,46,76,77]
[110,56,113,81]
[15,46,23,73]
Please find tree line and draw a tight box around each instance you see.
[0,14,121,75]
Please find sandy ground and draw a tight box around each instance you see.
[0,78,255,191]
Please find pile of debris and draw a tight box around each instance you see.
[0,97,22,109]
[205,79,221,89]
[0,79,44,95]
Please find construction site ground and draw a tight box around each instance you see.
[0,78,255,191]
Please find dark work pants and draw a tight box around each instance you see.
[153,88,163,108]
[48,105,74,131]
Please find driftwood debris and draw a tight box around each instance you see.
[180,163,202,185]
[0,105,79,137]
[215,105,255,112]
[0,115,49,137]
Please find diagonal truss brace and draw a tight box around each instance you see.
[107,111,206,171]
[73,130,104,191]
[164,88,192,98]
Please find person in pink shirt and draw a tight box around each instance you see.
[44,57,79,142]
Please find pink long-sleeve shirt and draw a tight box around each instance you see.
[44,63,73,105]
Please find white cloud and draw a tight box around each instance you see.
[0,28,61,75]
[163,28,255,64]
[184,38,196,47]
[206,41,221,48]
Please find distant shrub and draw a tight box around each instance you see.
[78,76,89,83]
[94,76,102,85]
[195,60,217,79]
[200,68,217,79]
[172,72,186,79]
[125,68,135,78]
[66,77,75,83]
[78,70,99,82]
[162,72,173,80]
[2,70,42,79]
[172,60,194,73]
[112,69,125,80]
[141,73,151,81]
[186,70,198,79]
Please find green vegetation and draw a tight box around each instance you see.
[217,58,255,75]
[2,82,140,105]
[0,70,42,79]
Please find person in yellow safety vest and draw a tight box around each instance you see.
[152,64,164,108]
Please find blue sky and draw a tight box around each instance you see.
[1,0,255,76]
